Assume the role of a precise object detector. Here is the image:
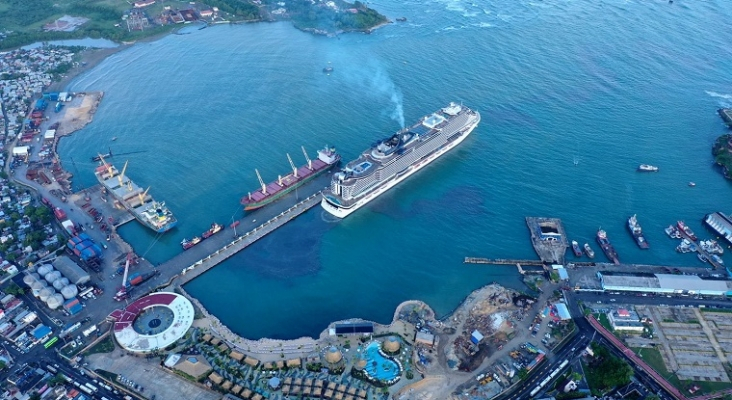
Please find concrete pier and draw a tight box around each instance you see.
[175,191,323,285]
[525,217,569,264]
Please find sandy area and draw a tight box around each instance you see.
[55,91,103,136]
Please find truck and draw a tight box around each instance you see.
[61,220,76,235]
[53,207,67,221]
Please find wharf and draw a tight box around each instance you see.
[525,217,569,264]
[72,185,135,228]
[174,191,323,285]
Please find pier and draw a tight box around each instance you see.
[174,191,323,285]
[719,108,732,127]
[525,217,569,264]
[464,258,544,266]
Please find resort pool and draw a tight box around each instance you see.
[363,342,401,382]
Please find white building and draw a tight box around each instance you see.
[597,272,732,296]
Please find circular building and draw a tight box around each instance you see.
[47,294,64,310]
[320,345,346,372]
[111,292,194,354]
[354,358,367,371]
[23,273,39,286]
[382,336,401,354]
[61,285,78,300]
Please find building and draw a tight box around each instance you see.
[53,256,90,285]
[415,331,435,347]
[607,308,644,332]
[471,330,484,344]
[554,303,571,320]
[705,213,732,246]
[333,321,374,335]
[597,271,732,296]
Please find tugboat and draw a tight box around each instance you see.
[181,236,201,250]
[664,225,679,238]
[596,229,620,264]
[202,223,223,239]
[637,164,659,172]
[584,243,595,258]
[677,221,698,242]
[571,241,583,257]
[627,214,650,249]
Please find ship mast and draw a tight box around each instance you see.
[255,169,267,194]
[302,146,312,170]
[118,160,129,188]
[138,186,150,206]
[287,153,298,177]
[98,154,114,178]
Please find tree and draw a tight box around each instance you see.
[28,393,41,400]
[5,282,24,296]
[518,367,528,380]
[645,395,660,400]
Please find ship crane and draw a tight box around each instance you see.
[255,169,267,194]
[287,153,298,178]
[137,187,150,207]
[118,160,129,188]
[98,154,114,178]
[302,146,312,170]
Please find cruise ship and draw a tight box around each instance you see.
[94,157,177,233]
[321,103,480,218]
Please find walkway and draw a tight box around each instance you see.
[694,308,727,363]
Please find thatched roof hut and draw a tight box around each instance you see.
[231,384,242,395]
[202,333,212,342]
[286,358,301,368]
[244,356,260,367]
[221,380,233,391]
[210,337,221,346]
[229,350,244,361]
[208,372,223,385]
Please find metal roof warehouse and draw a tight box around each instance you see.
[597,271,732,296]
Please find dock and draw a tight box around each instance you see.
[525,217,569,264]
[463,258,547,275]
[175,191,323,285]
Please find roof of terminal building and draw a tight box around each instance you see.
[599,272,732,292]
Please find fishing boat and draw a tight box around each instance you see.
[698,253,709,263]
[201,223,223,239]
[596,229,619,264]
[571,241,583,257]
[627,214,650,249]
[181,237,201,250]
[637,164,659,172]
[584,243,595,258]
[677,221,698,241]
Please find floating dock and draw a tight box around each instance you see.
[525,217,569,264]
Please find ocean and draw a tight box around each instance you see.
[58,0,732,339]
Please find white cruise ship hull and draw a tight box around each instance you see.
[321,117,479,218]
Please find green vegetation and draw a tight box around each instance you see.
[85,335,115,355]
[517,367,528,380]
[287,0,386,32]
[594,313,613,332]
[585,342,632,396]
[48,373,66,386]
[205,0,259,19]
[94,369,118,382]
[713,134,732,179]
[5,282,24,296]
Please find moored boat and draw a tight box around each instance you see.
[711,254,724,265]
[230,220,240,229]
[584,243,595,258]
[637,164,659,172]
[596,229,619,264]
[698,253,709,263]
[571,241,583,257]
[627,214,650,249]
[242,146,340,211]
[677,220,698,242]
[202,223,223,239]
[181,237,201,250]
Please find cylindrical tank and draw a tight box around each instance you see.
[39,287,55,302]
[23,273,38,286]
[31,280,46,296]
[36,264,53,276]
[46,294,64,310]
[45,271,61,284]
[53,277,70,290]
[61,285,78,300]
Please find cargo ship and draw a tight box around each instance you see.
[322,102,480,218]
[571,241,583,257]
[202,223,223,239]
[181,237,201,250]
[677,220,698,242]
[627,214,650,249]
[596,229,619,264]
[94,157,177,233]
[242,146,340,211]
[583,243,595,258]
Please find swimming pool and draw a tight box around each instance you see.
[363,341,401,382]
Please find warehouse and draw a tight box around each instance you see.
[597,271,732,296]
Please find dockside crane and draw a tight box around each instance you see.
[302,146,312,170]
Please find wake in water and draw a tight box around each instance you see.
[705,90,732,100]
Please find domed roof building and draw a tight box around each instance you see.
[382,336,401,354]
[320,346,345,372]
[354,358,367,371]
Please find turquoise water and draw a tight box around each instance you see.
[363,342,400,381]
[58,0,732,339]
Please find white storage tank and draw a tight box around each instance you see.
[31,280,47,296]
[39,287,55,302]
[23,273,38,286]
[46,294,64,310]
[45,271,61,284]
[36,264,53,276]
[61,285,78,300]
[53,277,69,290]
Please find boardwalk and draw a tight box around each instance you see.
[175,192,323,285]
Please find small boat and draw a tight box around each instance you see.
[637,164,659,172]
[181,236,201,250]
[688,182,696,187]
[230,220,240,229]
[664,225,676,238]
[584,243,595,258]
[323,66,334,73]
[202,222,223,239]
[111,137,117,141]
[677,221,698,242]
[698,253,709,263]
[571,240,583,257]
[711,254,724,265]
[627,214,650,249]
[396,17,407,22]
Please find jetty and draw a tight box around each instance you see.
[718,108,732,128]
[525,217,569,264]
[175,192,323,284]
